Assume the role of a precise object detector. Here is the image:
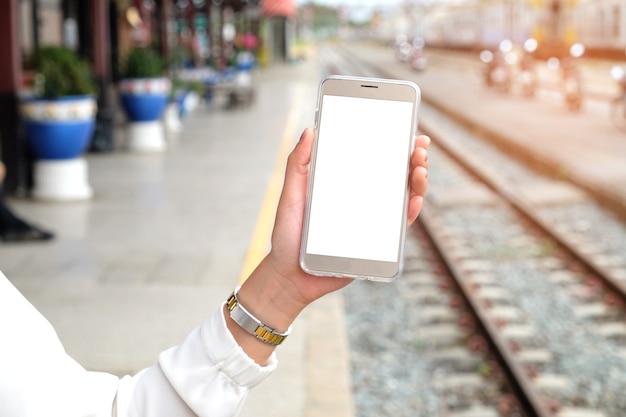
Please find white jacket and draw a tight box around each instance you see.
[0,271,277,417]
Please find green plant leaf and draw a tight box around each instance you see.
[33,46,97,98]
[121,47,166,78]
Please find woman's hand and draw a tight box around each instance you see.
[228,128,429,363]
[265,128,429,305]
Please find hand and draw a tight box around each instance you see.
[229,128,429,363]
[266,128,429,305]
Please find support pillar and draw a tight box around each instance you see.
[157,0,172,61]
[90,0,115,152]
[0,0,26,195]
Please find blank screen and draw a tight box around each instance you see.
[306,94,414,262]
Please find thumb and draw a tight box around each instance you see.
[279,128,314,208]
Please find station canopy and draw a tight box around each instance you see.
[261,0,296,17]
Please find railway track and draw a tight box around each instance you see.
[318,43,626,417]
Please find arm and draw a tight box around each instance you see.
[225,128,430,365]
[133,128,429,413]
[0,275,273,417]
[0,129,428,417]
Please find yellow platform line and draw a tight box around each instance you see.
[238,94,304,284]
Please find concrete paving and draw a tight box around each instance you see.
[1,49,354,417]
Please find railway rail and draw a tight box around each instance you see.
[318,43,626,417]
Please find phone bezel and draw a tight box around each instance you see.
[299,75,421,282]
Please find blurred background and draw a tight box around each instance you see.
[2,1,626,417]
[2,0,625,194]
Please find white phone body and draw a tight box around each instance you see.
[300,75,421,282]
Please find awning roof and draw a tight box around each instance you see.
[261,0,296,18]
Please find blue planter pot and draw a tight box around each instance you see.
[174,90,189,118]
[236,52,256,71]
[25,120,95,159]
[119,77,171,122]
[20,95,97,160]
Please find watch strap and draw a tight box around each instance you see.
[226,286,291,346]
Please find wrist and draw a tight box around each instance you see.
[227,286,291,345]
[223,303,275,365]
[236,257,307,333]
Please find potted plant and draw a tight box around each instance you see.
[226,32,258,106]
[163,75,186,133]
[19,45,98,201]
[118,47,171,152]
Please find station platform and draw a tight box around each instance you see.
[344,41,626,220]
[0,50,353,417]
[4,40,625,417]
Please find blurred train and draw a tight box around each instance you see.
[416,0,626,60]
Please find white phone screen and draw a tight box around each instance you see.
[306,94,414,262]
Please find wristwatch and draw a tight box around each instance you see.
[226,286,291,346]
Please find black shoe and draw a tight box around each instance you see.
[0,224,55,242]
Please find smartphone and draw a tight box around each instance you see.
[300,75,421,282]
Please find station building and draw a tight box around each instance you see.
[0,0,296,195]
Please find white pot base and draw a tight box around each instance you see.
[32,158,93,201]
[163,103,182,132]
[126,121,167,152]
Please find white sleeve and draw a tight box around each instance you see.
[0,272,277,417]
[116,304,278,417]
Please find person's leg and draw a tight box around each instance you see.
[0,162,54,242]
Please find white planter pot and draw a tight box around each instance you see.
[125,121,167,152]
[119,77,171,152]
[20,95,97,201]
[32,158,93,201]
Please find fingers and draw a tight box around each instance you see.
[410,164,428,196]
[278,129,428,228]
[407,195,424,225]
[407,135,430,226]
[412,135,430,170]
[411,135,429,195]
[415,134,431,150]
